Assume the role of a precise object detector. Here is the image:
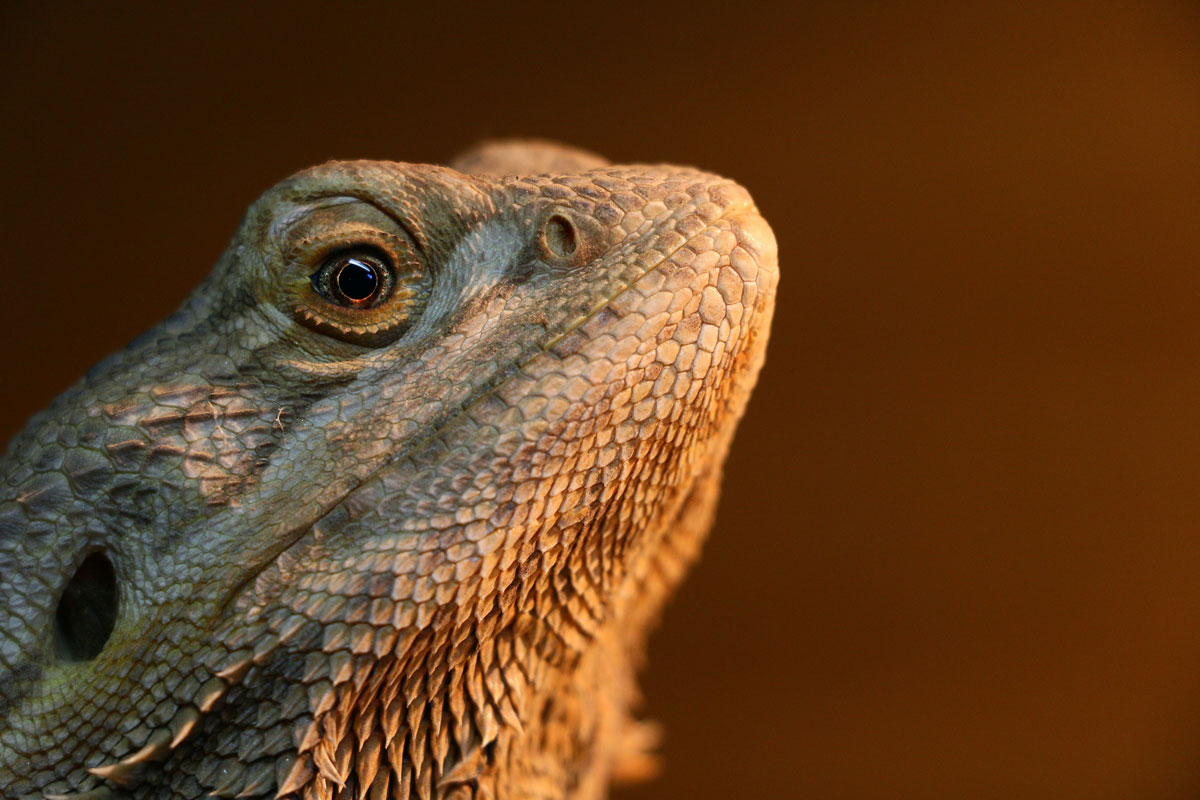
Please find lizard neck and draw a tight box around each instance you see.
[277,465,724,800]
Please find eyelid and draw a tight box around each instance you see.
[267,195,362,245]
[304,191,428,261]
[294,227,411,264]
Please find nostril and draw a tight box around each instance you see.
[728,210,777,266]
[542,214,578,259]
[54,551,118,662]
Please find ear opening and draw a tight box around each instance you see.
[54,550,119,662]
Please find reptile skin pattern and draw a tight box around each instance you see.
[0,141,778,800]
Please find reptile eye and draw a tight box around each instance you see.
[280,202,431,348]
[288,235,430,348]
[312,250,391,308]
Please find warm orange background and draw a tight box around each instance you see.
[4,3,1200,798]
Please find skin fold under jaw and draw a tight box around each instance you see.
[0,141,778,800]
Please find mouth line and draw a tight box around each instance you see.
[213,203,744,622]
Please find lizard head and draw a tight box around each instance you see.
[0,143,777,799]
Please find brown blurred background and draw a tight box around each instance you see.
[4,2,1200,797]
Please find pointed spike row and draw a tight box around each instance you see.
[328,690,356,744]
[312,776,334,800]
[448,699,473,752]
[333,734,354,789]
[431,705,451,770]
[233,759,275,798]
[386,735,407,781]
[428,616,454,655]
[311,740,346,790]
[409,720,428,782]
[196,677,228,713]
[308,680,335,717]
[454,598,477,629]
[448,629,475,667]
[113,727,173,767]
[328,650,354,686]
[476,609,499,643]
[351,654,375,691]
[436,744,483,789]
[396,754,413,800]
[368,765,390,800]
[86,759,144,789]
[428,693,445,741]
[169,705,202,749]
[478,705,500,747]
[354,733,382,800]
[495,630,513,667]
[447,665,467,724]
[403,671,426,705]
[465,659,486,710]
[405,691,427,744]
[359,658,391,701]
[483,664,506,706]
[205,759,247,797]
[382,663,405,699]
[415,754,434,800]
[381,697,406,748]
[354,697,381,747]
[500,660,527,708]
[275,752,315,796]
[297,717,323,754]
[43,789,114,800]
[393,626,420,661]
[498,693,523,735]
[425,655,450,698]
[477,637,496,674]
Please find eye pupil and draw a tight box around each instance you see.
[297,239,425,347]
[311,250,393,308]
[334,258,380,302]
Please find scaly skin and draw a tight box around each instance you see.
[0,141,777,799]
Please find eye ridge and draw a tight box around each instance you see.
[312,248,393,309]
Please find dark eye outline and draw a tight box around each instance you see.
[309,248,394,309]
[286,233,429,349]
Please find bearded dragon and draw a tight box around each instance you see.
[0,140,778,799]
